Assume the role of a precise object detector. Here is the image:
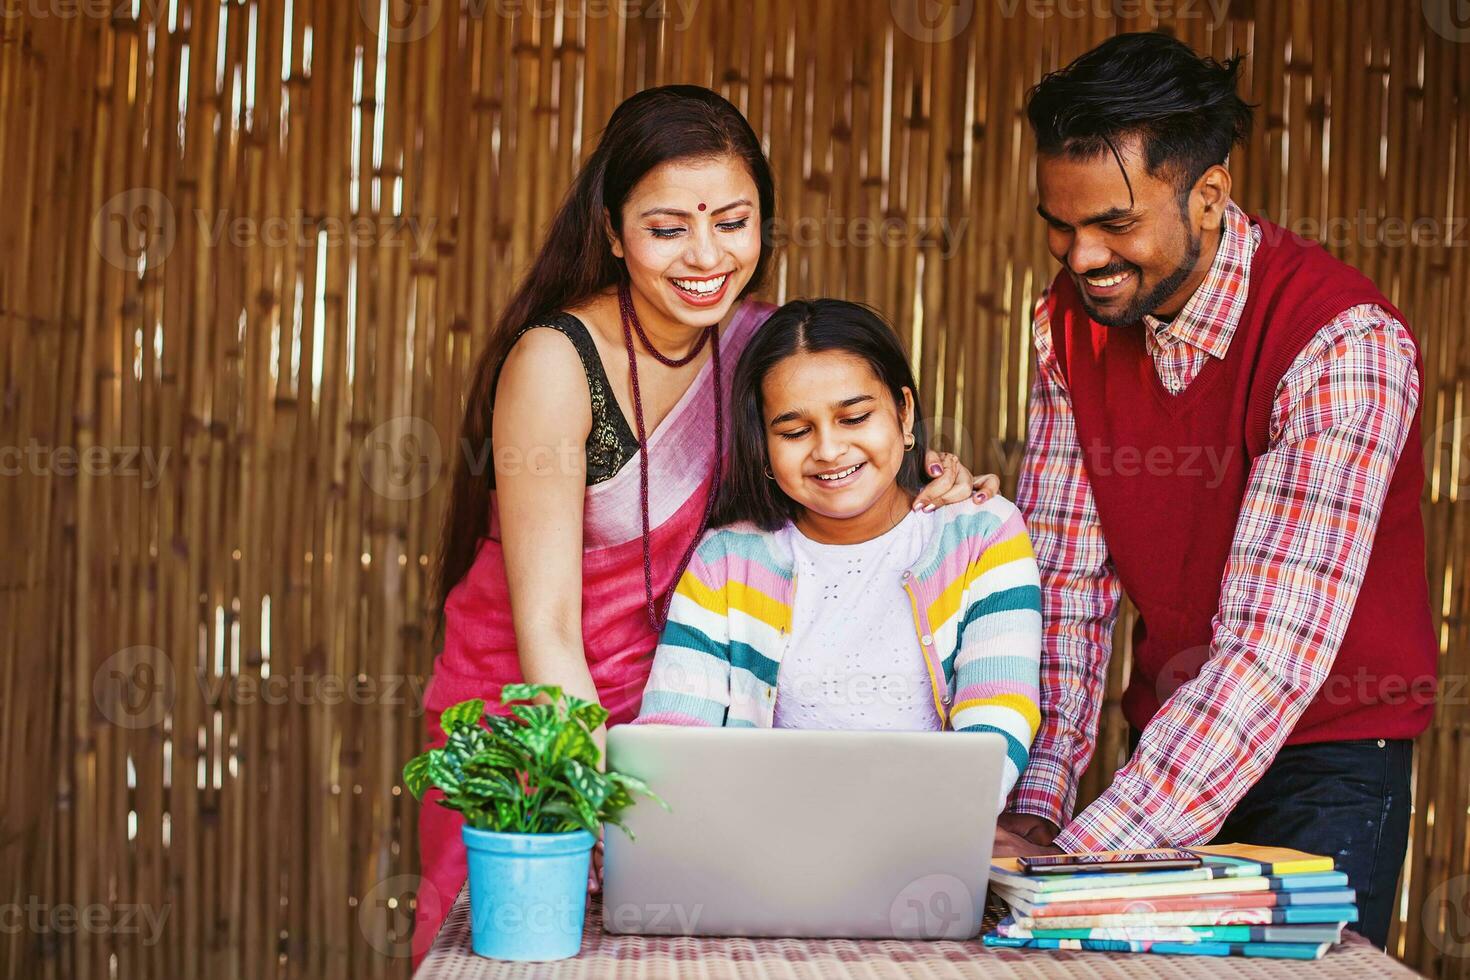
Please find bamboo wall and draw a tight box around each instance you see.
[2,1,1467,978]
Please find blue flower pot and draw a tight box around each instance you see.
[460,826,595,961]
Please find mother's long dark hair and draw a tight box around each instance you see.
[712,299,930,532]
[435,85,776,610]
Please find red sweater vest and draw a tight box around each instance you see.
[1047,218,1436,744]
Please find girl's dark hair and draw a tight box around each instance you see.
[1025,31,1254,197]
[435,85,776,610]
[712,299,929,532]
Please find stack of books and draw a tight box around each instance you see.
[983,844,1356,960]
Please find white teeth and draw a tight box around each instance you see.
[814,463,862,482]
[1086,271,1129,287]
[672,274,727,295]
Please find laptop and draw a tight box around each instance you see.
[602,726,1004,940]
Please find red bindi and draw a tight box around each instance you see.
[697,203,707,211]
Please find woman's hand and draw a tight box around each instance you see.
[915,450,1001,511]
[588,826,605,896]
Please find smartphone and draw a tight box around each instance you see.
[1018,848,1202,875]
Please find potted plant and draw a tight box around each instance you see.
[403,683,665,961]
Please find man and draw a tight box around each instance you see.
[999,32,1437,950]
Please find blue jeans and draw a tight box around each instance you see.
[1126,732,1413,948]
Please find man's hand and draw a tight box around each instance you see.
[997,811,1061,847]
[993,826,1062,858]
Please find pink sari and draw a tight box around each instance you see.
[413,300,774,958]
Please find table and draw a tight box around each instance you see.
[415,889,1423,979]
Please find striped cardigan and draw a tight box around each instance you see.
[633,496,1043,796]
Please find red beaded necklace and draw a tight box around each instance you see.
[617,280,724,632]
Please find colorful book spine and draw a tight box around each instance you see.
[1008,904,1359,930]
[995,919,1345,944]
[997,886,1358,919]
[998,871,1348,906]
[983,935,1332,960]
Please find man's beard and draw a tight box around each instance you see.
[1077,228,1203,327]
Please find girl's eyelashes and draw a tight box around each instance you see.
[773,413,872,441]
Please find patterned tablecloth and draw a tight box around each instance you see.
[415,889,1422,979]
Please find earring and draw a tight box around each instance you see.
[903,432,915,450]
[763,465,775,479]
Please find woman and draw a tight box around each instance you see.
[416,85,997,955]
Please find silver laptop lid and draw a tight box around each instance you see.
[603,726,1003,940]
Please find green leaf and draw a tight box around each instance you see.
[494,800,521,832]
[548,724,595,767]
[563,759,610,810]
[461,775,518,801]
[538,801,591,834]
[446,726,491,759]
[463,745,522,774]
[485,715,523,740]
[607,770,663,803]
[501,682,561,705]
[427,753,464,793]
[439,699,486,733]
[402,754,433,800]
[569,701,609,734]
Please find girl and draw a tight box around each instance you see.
[418,87,996,956]
[634,299,1043,805]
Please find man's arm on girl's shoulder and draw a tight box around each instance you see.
[949,497,1043,800]
[632,530,733,727]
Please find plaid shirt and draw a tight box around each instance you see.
[1011,201,1423,852]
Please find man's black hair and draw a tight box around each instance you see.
[1026,32,1255,200]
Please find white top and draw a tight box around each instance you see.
[772,511,943,731]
